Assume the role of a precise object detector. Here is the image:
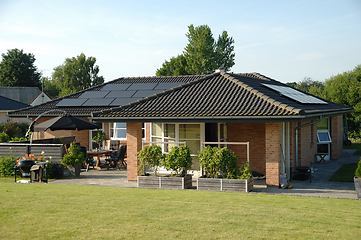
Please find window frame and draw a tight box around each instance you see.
[317,130,332,144]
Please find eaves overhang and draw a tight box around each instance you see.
[90,109,353,123]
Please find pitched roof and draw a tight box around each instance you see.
[0,95,30,111]
[0,87,41,105]
[8,72,353,122]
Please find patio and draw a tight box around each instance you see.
[48,149,360,200]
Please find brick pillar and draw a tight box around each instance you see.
[127,122,142,181]
[330,115,343,160]
[265,122,281,186]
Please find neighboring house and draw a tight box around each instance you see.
[29,91,52,106]
[8,71,353,186]
[0,96,30,123]
[0,87,51,124]
[0,87,42,105]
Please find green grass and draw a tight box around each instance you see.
[328,163,358,182]
[1,184,360,239]
[343,143,361,155]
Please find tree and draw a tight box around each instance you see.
[52,53,104,97]
[288,65,361,139]
[42,76,60,98]
[286,77,325,93]
[156,55,188,76]
[156,24,235,76]
[321,65,361,139]
[0,48,41,87]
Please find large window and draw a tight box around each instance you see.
[110,122,127,139]
[151,123,204,170]
[110,122,146,140]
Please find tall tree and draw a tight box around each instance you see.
[156,55,188,76]
[0,48,41,87]
[52,53,105,97]
[156,24,235,76]
[288,65,361,139]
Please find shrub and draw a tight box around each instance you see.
[61,141,85,167]
[355,157,361,178]
[198,146,219,178]
[0,122,29,139]
[0,155,18,177]
[138,145,164,176]
[163,145,192,176]
[198,146,252,179]
[0,132,10,143]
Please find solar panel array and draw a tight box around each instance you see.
[56,82,184,107]
[262,84,327,104]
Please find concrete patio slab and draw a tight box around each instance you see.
[49,149,360,200]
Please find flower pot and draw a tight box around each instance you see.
[68,164,82,178]
[137,175,192,190]
[354,177,361,199]
[197,177,253,192]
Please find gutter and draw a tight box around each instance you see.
[294,116,323,166]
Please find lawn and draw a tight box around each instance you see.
[1,183,360,239]
[329,163,358,182]
[344,142,361,155]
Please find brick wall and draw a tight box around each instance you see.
[227,122,266,175]
[330,115,343,160]
[127,122,142,181]
[265,122,281,186]
[32,117,90,149]
[297,121,318,166]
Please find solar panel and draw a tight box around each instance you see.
[106,90,136,98]
[127,83,158,90]
[262,84,327,104]
[56,99,88,107]
[101,84,131,91]
[110,98,142,106]
[133,90,163,98]
[82,98,115,106]
[78,91,110,99]
[154,82,184,90]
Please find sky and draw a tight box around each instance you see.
[0,0,360,83]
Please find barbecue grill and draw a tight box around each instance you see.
[15,159,48,183]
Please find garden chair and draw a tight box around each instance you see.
[79,146,96,172]
[105,145,127,170]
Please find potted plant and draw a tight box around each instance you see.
[354,157,361,199]
[61,140,86,178]
[197,146,253,192]
[137,145,193,189]
[138,145,164,176]
[92,130,107,150]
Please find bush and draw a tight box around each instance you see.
[198,146,252,179]
[61,140,86,167]
[138,145,164,176]
[355,157,361,178]
[198,146,219,178]
[0,132,10,143]
[0,155,18,177]
[0,122,29,139]
[163,145,192,176]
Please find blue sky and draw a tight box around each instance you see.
[0,0,360,83]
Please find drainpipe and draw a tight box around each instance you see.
[294,116,322,166]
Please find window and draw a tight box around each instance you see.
[110,122,145,140]
[111,122,127,139]
[317,130,332,144]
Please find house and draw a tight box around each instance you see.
[0,87,51,124]
[29,91,52,106]
[8,71,353,186]
[0,96,30,123]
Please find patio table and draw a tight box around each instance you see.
[87,150,113,169]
